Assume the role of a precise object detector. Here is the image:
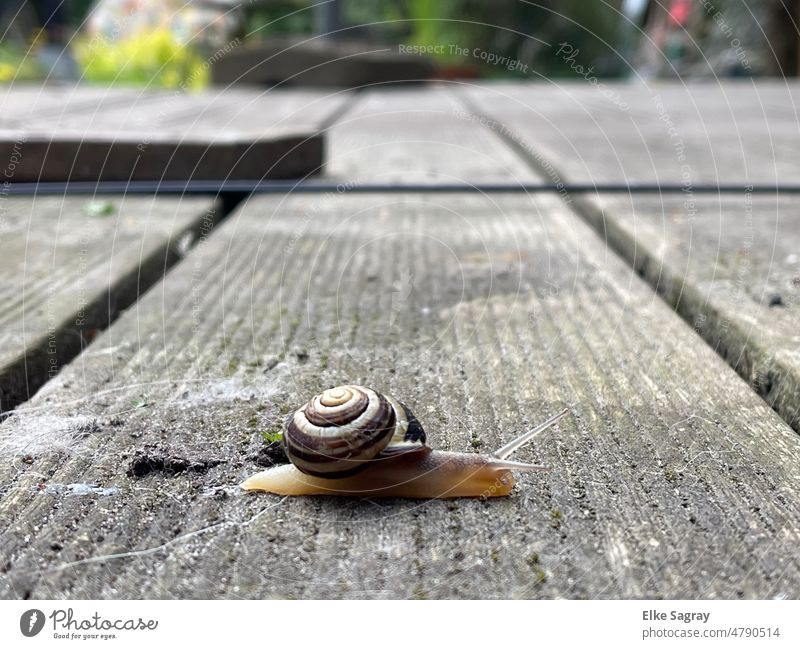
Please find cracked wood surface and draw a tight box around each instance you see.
[0,194,218,413]
[0,87,349,181]
[1,192,799,599]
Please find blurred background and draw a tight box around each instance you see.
[1,0,798,88]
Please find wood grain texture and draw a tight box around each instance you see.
[325,85,539,184]
[585,193,800,432]
[0,87,351,181]
[460,81,800,185]
[0,86,149,129]
[1,193,799,599]
[0,194,218,413]
[458,83,800,431]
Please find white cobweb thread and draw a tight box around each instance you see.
[0,413,98,458]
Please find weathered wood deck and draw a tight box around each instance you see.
[462,81,800,184]
[0,87,349,181]
[461,82,800,432]
[1,82,799,599]
[0,194,219,412]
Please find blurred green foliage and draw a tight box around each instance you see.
[0,0,627,85]
[343,0,625,77]
[241,0,626,78]
[68,0,96,26]
[246,0,314,37]
[75,28,209,88]
[0,43,42,82]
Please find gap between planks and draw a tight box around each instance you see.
[455,87,800,434]
[0,193,244,418]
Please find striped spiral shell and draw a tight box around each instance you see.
[283,385,427,478]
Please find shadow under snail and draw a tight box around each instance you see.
[241,384,568,499]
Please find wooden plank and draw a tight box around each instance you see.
[0,86,151,129]
[326,85,539,184]
[585,192,800,432]
[1,192,799,598]
[461,81,800,185]
[0,88,351,182]
[0,194,220,413]
[459,82,800,431]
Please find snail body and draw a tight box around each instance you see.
[241,385,568,499]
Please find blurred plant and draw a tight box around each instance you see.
[346,0,485,62]
[406,0,467,61]
[75,27,209,88]
[520,0,624,78]
[0,43,43,82]
[246,0,314,37]
[343,0,625,77]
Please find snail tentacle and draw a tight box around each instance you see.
[492,408,569,460]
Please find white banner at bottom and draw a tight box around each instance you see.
[1,600,796,648]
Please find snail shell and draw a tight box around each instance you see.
[242,384,569,499]
[284,384,426,478]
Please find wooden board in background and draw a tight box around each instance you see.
[324,85,539,184]
[0,86,151,130]
[458,83,800,431]
[0,87,352,181]
[460,81,800,185]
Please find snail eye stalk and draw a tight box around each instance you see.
[492,408,569,460]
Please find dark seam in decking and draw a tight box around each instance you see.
[3,180,798,196]
[455,90,800,434]
[0,193,244,418]
[0,91,364,417]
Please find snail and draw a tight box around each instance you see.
[241,385,568,499]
